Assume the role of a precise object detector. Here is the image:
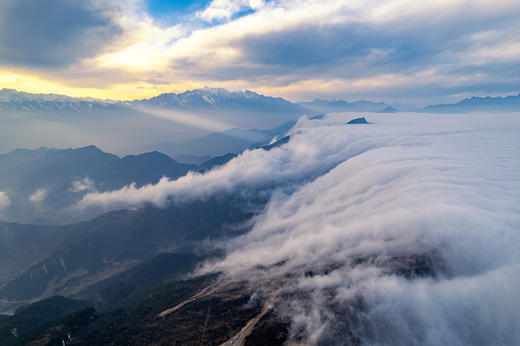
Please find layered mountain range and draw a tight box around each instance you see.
[2,87,519,116]
[0,120,292,225]
[0,134,294,318]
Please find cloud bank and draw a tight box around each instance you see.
[205,113,520,344]
[75,113,390,210]
[75,112,520,343]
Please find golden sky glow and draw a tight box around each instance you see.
[0,69,209,100]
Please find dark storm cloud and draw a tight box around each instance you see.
[0,0,122,68]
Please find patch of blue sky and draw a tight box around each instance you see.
[232,8,256,20]
[146,0,210,24]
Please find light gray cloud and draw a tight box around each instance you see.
[70,177,96,193]
[28,188,47,206]
[0,191,10,212]
[164,0,520,103]
[1,0,519,103]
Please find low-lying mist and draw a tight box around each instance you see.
[0,107,301,156]
[0,110,210,155]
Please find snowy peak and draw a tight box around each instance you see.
[130,87,305,114]
[0,87,306,115]
[0,89,125,113]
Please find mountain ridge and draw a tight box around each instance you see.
[297,98,396,113]
[0,88,125,113]
[0,87,306,115]
[127,87,307,115]
[3,87,520,115]
[424,93,520,112]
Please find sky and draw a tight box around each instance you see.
[0,0,519,104]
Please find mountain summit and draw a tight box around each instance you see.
[0,87,307,118]
[129,87,306,114]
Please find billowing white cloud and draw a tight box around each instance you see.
[29,188,47,205]
[198,0,266,22]
[70,177,96,193]
[75,113,384,210]
[75,112,520,343]
[0,191,10,211]
[199,113,520,344]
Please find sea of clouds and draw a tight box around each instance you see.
[77,112,520,345]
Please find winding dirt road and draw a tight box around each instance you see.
[220,299,272,346]
[157,279,228,318]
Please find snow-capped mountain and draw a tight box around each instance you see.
[0,87,308,115]
[129,87,306,114]
[0,88,125,113]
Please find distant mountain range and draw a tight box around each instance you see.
[0,87,399,116]
[0,87,305,156]
[424,94,520,113]
[0,88,125,113]
[298,98,397,113]
[2,87,520,116]
[128,87,306,114]
[0,87,306,116]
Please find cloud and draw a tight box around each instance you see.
[0,0,123,68]
[153,0,520,103]
[0,191,10,212]
[1,0,520,103]
[204,112,519,344]
[70,177,96,193]
[198,0,266,22]
[75,114,382,210]
[74,112,520,343]
[73,112,520,343]
[29,188,48,205]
